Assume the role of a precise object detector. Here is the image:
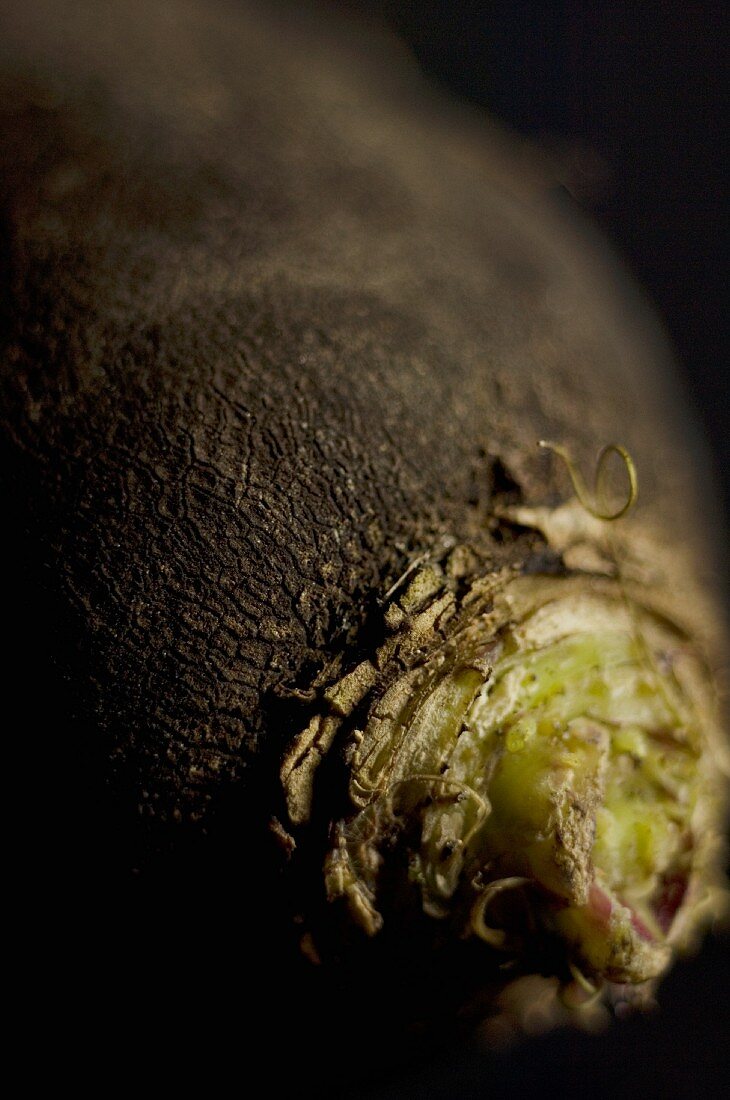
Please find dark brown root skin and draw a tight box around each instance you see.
[2,0,727,1052]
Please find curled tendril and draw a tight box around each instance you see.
[471,876,532,950]
[356,773,491,859]
[558,961,606,1011]
[568,960,602,998]
[342,773,490,864]
[395,773,491,851]
[539,440,638,520]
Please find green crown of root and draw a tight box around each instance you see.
[281,544,727,1011]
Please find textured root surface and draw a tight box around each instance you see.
[1,0,727,1049]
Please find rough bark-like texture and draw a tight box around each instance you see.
[1,4,723,1028]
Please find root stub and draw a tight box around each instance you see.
[283,556,728,1014]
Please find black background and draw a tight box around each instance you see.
[353,2,729,1096]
